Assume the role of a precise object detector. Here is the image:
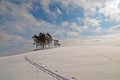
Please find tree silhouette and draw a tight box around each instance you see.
[38,32,46,49]
[45,33,53,48]
[32,34,39,50]
[54,40,61,48]
[32,32,60,50]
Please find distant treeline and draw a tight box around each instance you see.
[32,32,60,50]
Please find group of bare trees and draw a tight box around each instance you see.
[32,32,60,50]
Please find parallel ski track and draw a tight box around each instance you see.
[25,57,69,80]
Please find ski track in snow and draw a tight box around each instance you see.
[25,57,76,80]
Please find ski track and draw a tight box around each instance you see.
[25,57,72,80]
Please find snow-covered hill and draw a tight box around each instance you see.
[0,46,120,80]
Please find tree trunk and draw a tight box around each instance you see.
[49,43,50,48]
[36,43,38,50]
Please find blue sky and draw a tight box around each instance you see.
[0,0,120,56]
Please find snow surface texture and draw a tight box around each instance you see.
[0,46,120,80]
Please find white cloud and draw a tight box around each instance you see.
[84,18,100,28]
[16,0,120,22]
[70,23,82,32]
[108,25,120,33]
[40,0,51,14]
[61,21,69,28]
[56,8,62,14]
[61,22,82,32]
[60,0,120,21]
[61,18,102,38]
[60,0,107,15]
[83,17,102,32]
[0,31,30,47]
[0,31,12,46]
[37,0,62,18]
[67,31,80,38]
[99,0,120,21]
[83,25,120,46]
[94,33,120,46]
[0,0,63,35]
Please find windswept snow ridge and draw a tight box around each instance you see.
[25,57,69,80]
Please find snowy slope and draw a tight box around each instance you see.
[0,46,120,80]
